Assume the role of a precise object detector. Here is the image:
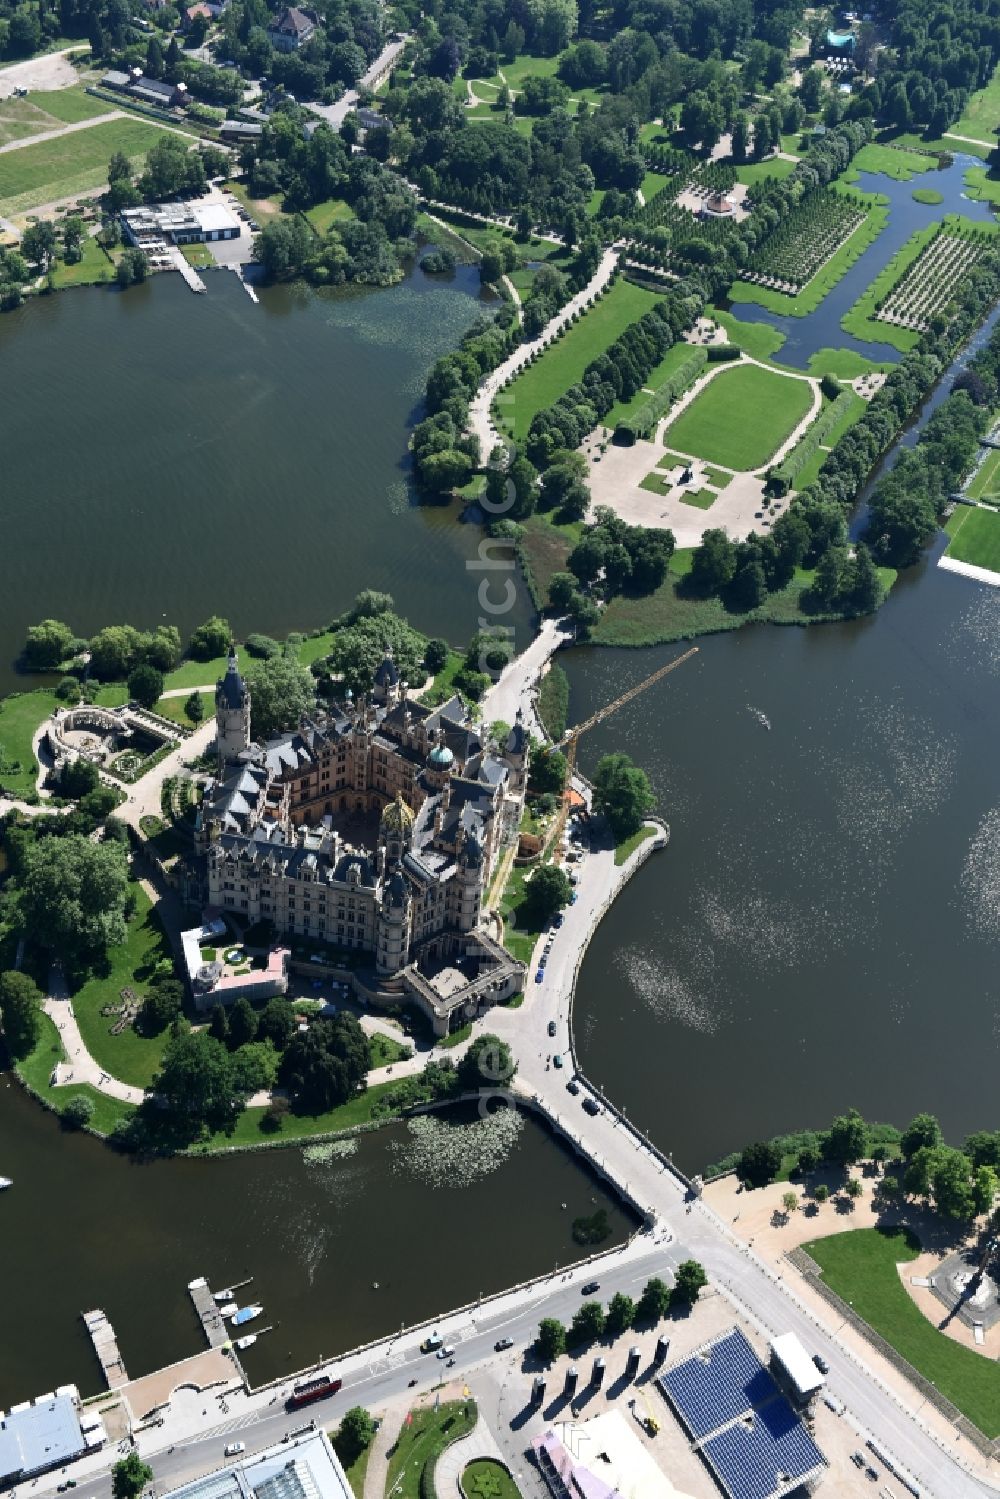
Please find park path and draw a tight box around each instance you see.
[362,1396,411,1499]
[434,1414,506,1499]
[0,109,123,155]
[43,964,145,1103]
[467,244,620,458]
[160,684,214,698]
[943,130,995,150]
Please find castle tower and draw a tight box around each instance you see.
[376,870,411,979]
[378,793,414,876]
[372,647,400,706]
[504,708,529,794]
[455,826,483,933]
[215,646,250,771]
[425,736,454,794]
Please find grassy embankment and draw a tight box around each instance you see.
[0,689,60,798]
[385,1401,478,1499]
[0,117,192,216]
[707,308,893,380]
[15,1011,134,1135]
[803,1226,1000,1437]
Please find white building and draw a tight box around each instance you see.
[162,1430,352,1499]
[121,200,240,250]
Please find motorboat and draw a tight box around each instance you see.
[231,1304,263,1326]
[213,1289,234,1304]
[235,1334,257,1350]
[0,1177,11,1190]
[218,1302,239,1319]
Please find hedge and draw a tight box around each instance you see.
[773,389,857,487]
[707,343,741,362]
[616,346,709,441]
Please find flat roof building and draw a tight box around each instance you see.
[769,1332,825,1406]
[0,1388,103,1486]
[122,199,241,248]
[162,1430,352,1499]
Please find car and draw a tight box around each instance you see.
[566,1078,580,1095]
[436,1344,455,1359]
[570,892,578,904]
[812,1353,829,1374]
[535,969,544,983]
[224,1443,246,1457]
[553,1053,564,1068]
[495,1337,514,1351]
[547,1020,557,1037]
[581,1281,600,1295]
[582,1097,601,1116]
[421,1333,443,1353]
[554,914,564,928]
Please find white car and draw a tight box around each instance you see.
[224,1442,245,1457]
[436,1344,455,1359]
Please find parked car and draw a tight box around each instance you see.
[547,1020,557,1036]
[581,1281,600,1295]
[495,1337,514,1351]
[566,1079,580,1095]
[582,1096,601,1116]
[553,1053,564,1068]
[421,1333,443,1353]
[224,1442,246,1457]
[436,1344,455,1359]
[535,969,544,984]
[812,1353,829,1374]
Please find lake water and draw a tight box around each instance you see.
[0,1082,634,1407]
[0,265,534,695]
[570,550,1000,1172]
[728,153,994,368]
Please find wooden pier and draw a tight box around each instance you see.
[188,1277,229,1348]
[82,1308,129,1389]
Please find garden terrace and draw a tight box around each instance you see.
[746,188,868,294]
[876,226,991,334]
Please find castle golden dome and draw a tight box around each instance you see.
[380,793,415,832]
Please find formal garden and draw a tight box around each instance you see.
[661,363,815,471]
[745,187,868,293]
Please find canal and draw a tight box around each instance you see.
[0,1082,634,1408]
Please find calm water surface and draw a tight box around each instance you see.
[0,265,533,694]
[0,1084,633,1406]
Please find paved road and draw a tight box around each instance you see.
[306,36,408,129]
[480,617,570,740]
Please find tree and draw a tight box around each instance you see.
[536,1317,566,1362]
[128,662,164,709]
[24,618,74,670]
[0,970,42,1059]
[139,977,183,1035]
[61,757,99,799]
[636,1276,670,1324]
[21,221,57,270]
[457,1033,516,1089]
[570,1300,605,1344]
[737,1140,782,1189]
[209,1003,229,1044]
[690,528,737,593]
[425,638,449,673]
[62,1094,95,1130]
[605,1292,635,1337]
[592,753,654,840]
[258,996,295,1049]
[117,248,149,287]
[814,1183,830,1203]
[155,1030,247,1127]
[845,1177,863,1201]
[797,1144,819,1175]
[189,616,232,660]
[822,1108,868,1167]
[145,35,164,78]
[781,1190,798,1216]
[901,1112,942,1159]
[244,654,315,739]
[529,745,566,796]
[21,836,129,969]
[185,690,205,724]
[227,997,258,1050]
[523,863,573,924]
[335,1407,376,1466]
[672,1260,707,1305]
[278,1013,370,1112]
[112,1453,153,1499]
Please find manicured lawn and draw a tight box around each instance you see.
[499,53,561,88]
[370,1032,411,1067]
[967,446,1000,500]
[678,487,717,509]
[163,654,228,691]
[155,690,212,727]
[707,308,786,363]
[0,118,189,214]
[49,234,114,287]
[31,86,110,125]
[733,156,797,184]
[386,1402,477,1499]
[70,885,174,1089]
[843,142,933,182]
[462,1459,523,1499]
[417,649,466,707]
[604,339,698,429]
[16,1011,136,1136]
[704,465,732,487]
[963,165,1000,205]
[639,170,672,200]
[949,62,1000,143]
[200,1078,402,1150]
[912,187,944,205]
[305,197,354,234]
[0,689,59,798]
[662,364,814,470]
[822,391,866,446]
[890,130,991,161]
[944,504,1000,574]
[614,826,656,866]
[803,1226,1000,1437]
[804,346,894,379]
[180,241,215,269]
[729,192,888,319]
[499,862,545,964]
[503,279,661,439]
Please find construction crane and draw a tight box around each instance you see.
[548,645,699,855]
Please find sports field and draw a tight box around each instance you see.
[944,505,1000,573]
[662,363,814,470]
[504,278,660,439]
[0,116,189,214]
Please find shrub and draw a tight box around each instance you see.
[707,343,741,362]
[61,1095,95,1130]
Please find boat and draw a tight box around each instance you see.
[231,1304,263,1326]
[0,1178,12,1190]
[213,1289,234,1304]
[218,1302,239,1319]
[746,704,771,731]
[235,1334,257,1350]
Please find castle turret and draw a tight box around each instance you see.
[376,869,411,979]
[372,647,400,706]
[378,792,414,874]
[215,647,250,770]
[504,708,528,793]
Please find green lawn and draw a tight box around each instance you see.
[70,885,175,1089]
[0,689,59,798]
[639,170,672,200]
[386,1402,477,1499]
[499,53,561,88]
[614,826,656,866]
[180,241,215,269]
[462,1460,523,1499]
[967,446,1000,500]
[163,654,228,691]
[963,165,1000,205]
[305,197,354,234]
[912,186,944,205]
[49,234,114,287]
[944,504,1000,574]
[729,193,888,319]
[16,1011,136,1136]
[370,1032,411,1067]
[199,1077,403,1150]
[499,862,546,964]
[803,1226,1000,1437]
[0,118,190,214]
[662,364,814,470]
[678,487,717,509]
[417,649,466,707]
[822,391,866,446]
[336,1432,372,1499]
[503,279,660,439]
[733,156,797,184]
[843,142,934,182]
[949,61,1000,143]
[155,690,212,727]
[839,222,939,353]
[518,514,585,607]
[0,85,110,147]
[890,130,991,161]
[604,339,699,429]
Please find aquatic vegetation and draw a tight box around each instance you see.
[391,1108,525,1188]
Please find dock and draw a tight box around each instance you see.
[169,247,206,293]
[229,264,258,303]
[188,1277,230,1348]
[82,1309,129,1389]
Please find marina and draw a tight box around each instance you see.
[188,1278,231,1350]
[81,1309,128,1391]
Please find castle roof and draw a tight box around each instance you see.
[217,650,246,710]
[374,651,399,688]
[381,794,415,832]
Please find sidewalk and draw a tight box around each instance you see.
[434,1413,506,1499]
